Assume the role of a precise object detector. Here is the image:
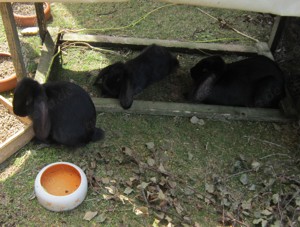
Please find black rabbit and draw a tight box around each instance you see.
[13,78,104,146]
[187,55,285,108]
[94,44,179,109]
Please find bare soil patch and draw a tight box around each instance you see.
[0,103,25,144]
[0,56,14,80]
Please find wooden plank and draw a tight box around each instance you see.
[92,98,293,122]
[268,16,287,52]
[0,3,27,79]
[34,28,60,84]
[35,3,47,42]
[61,33,266,54]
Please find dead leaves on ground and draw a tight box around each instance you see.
[82,143,300,226]
[203,155,300,227]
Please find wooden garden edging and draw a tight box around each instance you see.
[92,98,291,123]
[61,33,271,56]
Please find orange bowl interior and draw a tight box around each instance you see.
[41,164,81,196]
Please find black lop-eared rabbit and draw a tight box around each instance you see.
[188,55,285,108]
[94,44,179,109]
[13,78,104,146]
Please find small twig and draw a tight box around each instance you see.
[244,136,292,154]
[225,169,253,181]
[259,153,291,160]
[222,210,249,227]
[60,41,119,55]
[283,176,300,186]
[97,9,117,16]
[141,189,150,206]
[277,198,283,225]
[222,205,225,226]
[284,190,300,210]
[196,8,259,43]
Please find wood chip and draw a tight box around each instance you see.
[0,103,25,144]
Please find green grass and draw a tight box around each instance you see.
[1,113,299,226]
[1,1,300,226]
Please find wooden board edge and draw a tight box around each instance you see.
[0,95,34,164]
[61,33,266,55]
[34,27,60,84]
[92,97,294,123]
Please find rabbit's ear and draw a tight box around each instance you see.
[193,75,217,102]
[31,88,51,141]
[119,77,134,109]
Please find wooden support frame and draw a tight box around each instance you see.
[92,98,291,122]
[61,33,272,56]
[57,32,292,122]
[35,3,48,42]
[268,16,287,52]
[35,28,60,83]
[0,3,27,78]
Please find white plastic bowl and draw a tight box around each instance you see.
[34,162,88,212]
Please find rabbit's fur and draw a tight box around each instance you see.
[94,44,179,109]
[13,78,104,146]
[187,55,285,108]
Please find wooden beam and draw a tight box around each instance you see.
[61,33,269,55]
[34,28,60,84]
[92,98,293,122]
[35,3,47,42]
[0,3,27,79]
[268,16,287,52]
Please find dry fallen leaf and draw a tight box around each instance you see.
[118,194,129,204]
[103,194,115,200]
[205,183,215,194]
[158,189,166,200]
[137,182,150,189]
[173,199,184,215]
[147,158,156,167]
[134,206,149,216]
[239,173,249,185]
[83,211,98,221]
[105,186,117,194]
[145,142,155,150]
[124,187,133,195]
[101,177,110,184]
[95,213,107,223]
[158,163,167,173]
[122,147,133,157]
